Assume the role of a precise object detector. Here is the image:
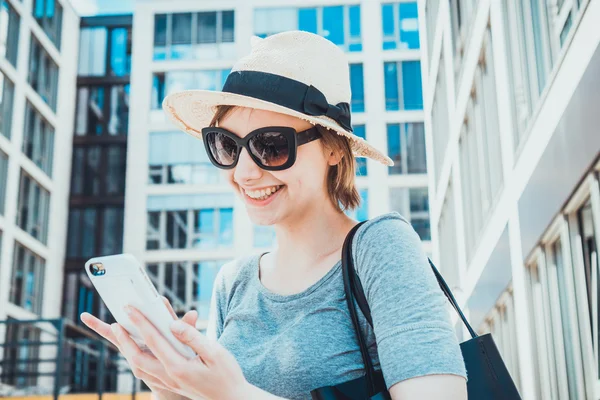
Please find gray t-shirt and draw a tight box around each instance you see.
[206,212,466,399]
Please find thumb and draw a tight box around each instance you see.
[182,310,198,327]
[170,320,218,365]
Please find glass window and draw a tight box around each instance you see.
[101,207,124,256]
[346,189,368,221]
[17,171,50,244]
[9,242,46,313]
[154,11,235,61]
[76,84,129,136]
[0,71,15,139]
[147,194,235,250]
[353,125,367,176]
[151,69,229,109]
[349,64,365,112]
[0,0,20,66]
[193,261,222,319]
[389,187,431,240]
[110,27,131,77]
[387,123,426,175]
[148,131,222,185]
[78,27,107,76]
[384,62,400,110]
[409,188,430,240]
[23,102,54,177]
[70,146,101,196]
[28,36,59,112]
[322,6,344,45]
[0,150,7,215]
[382,3,420,50]
[298,8,317,33]
[3,317,42,387]
[385,61,424,110]
[32,0,62,49]
[254,6,361,51]
[106,146,126,195]
[254,225,276,248]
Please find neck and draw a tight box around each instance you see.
[272,201,356,272]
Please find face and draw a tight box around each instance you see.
[217,107,335,227]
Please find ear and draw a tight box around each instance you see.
[327,148,344,166]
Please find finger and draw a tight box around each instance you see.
[162,297,177,320]
[170,320,217,366]
[182,310,198,327]
[124,305,186,367]
[111,324,179,387]
[81,313,120,348]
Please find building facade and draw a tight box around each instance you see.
[0,0,79,392]
[423,0,600,398]
[127,0,432,331]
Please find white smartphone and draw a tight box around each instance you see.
[85,253,196,358]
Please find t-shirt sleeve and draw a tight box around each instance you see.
[353,213,467,389]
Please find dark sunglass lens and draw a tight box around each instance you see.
[206,131,238,166]
[249,131,290,167]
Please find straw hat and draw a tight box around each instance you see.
[162,30,393,166]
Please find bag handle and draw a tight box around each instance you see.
[342,221,479,395]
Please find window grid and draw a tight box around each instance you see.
[151,69,230,110]
[9,242,46,314]
[32,0,62,49]
[28,35,59,112]
[154,11,235,61]
[384,61,423,111]
[388,186,431,241]
[75,84,130,136]
[0,0,20,67]
[146,208,234,250]
[17,171,50,245]
[0,70,15,139]
[381,2,420,51]
[387,122,427,175]
[0,150,7,215]
[23,102,54,177]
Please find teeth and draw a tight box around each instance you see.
[245,185,281,200]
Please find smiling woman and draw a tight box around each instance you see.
[83,30,467,400]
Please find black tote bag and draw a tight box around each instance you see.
[310,221,522,400]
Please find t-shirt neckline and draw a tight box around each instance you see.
[252,252,343,302]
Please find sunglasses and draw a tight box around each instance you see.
[201,126,322,171]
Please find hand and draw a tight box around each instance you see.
[81,297,199,399]
[81,299,249,400]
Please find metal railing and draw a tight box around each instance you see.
[0,318,140,400]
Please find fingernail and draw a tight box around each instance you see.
[170,320,186,334]
[123,305,133,315]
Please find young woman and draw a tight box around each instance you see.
[81,31,467,400]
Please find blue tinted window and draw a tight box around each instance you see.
[349,5,361,38]
[221,69,231,90]
[384,62,399,110]
[298,8,317,34]
[349,64,365,112]
[399,3,420,49]
[401,61,423,110]
[110,28,129,76]
[323,6,344,45]
[387,124,402,174]
[357,189,368,221]
[198,210,214,234]
[353,125,367,176]
[382,4,395,37]
[219,208,234,245]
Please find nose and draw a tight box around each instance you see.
[233,148,263,184]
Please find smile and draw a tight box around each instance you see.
[243,185,284,201]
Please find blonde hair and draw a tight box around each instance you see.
[209,105,360,212]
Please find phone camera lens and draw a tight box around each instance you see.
[90,263,106,276]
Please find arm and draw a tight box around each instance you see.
[354,214,467,399]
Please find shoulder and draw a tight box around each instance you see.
[353,212,420,253]
[214,254,259,298]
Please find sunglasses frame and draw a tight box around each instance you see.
[200,126,322,171]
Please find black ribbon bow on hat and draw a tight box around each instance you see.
[221,70,354,133]
[303,85,353,132]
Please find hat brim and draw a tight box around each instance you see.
[162,90,394,166]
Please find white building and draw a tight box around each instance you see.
[127,0,433,331]
[0,0,79,372]
[423,0,600,398]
